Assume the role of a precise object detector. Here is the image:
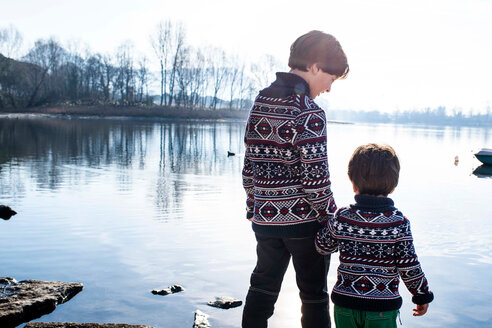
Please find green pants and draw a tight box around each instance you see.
[334,305,398,328]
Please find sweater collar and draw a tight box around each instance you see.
[259,72,311,98]
[351,194,395,210]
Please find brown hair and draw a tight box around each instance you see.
[288,30,349,79]
[348,143,400,196]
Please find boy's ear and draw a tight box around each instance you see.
[308,63,320,75]
[352,183,359,194]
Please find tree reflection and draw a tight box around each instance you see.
[0,116,246,221]
[153,121,244,219]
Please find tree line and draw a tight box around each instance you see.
[2,22,490,126]
[0,21,283,110]
[327,106,492,127]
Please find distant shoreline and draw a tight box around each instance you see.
[0,106,353,125]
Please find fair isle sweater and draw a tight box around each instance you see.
[242,72,337,238]
[316,195,434,312]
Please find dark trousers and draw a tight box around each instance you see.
[242,233,331,328]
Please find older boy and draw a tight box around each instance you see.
[316,143,434,328]
[242,31,349,328]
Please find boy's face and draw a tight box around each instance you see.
[309,65,337,99]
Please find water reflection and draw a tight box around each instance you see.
[0,116,245,221]
[473,165,492,178]
[1,116,492,328]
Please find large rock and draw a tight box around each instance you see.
[207,296,242,309]
[0,277,83,327]
[25,323,153,328]
[193,310,210,328]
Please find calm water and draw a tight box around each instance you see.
[1,115,491,328]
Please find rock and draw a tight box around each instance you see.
[151,284,184,296]
[0,205,16,220]
[151,289,171,296]
[25,323,153,328]
[193,310,210,328]
[207,296,242,309]
[0,277,83,327]
[169,285,184,293]
[0,277,16,285]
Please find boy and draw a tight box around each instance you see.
[242,30,349,328]
[316,143,434,328]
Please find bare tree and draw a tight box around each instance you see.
[100,54,114,103]
[63,40,86,102]
[84,54,103,100]
[0,25,24,108]
[0,24,23,59]
[250,54,283,91]
[236,64,249,110]
[136,56,150,103]
[175,46,191,107]
[227,55,241,110]
[151,20,186,107]
[114,42,135,105]
[23,38,66,106]
[188,47,207,109]
[205,46,228,110]
[239,65,257,110]
[151,20,172,106]
[168,22,186,107]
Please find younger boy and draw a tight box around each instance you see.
[316,143,434,327]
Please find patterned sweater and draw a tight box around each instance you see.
[316,195,434,312]
[242,72,337,238]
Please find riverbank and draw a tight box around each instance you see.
[0,105,355,125]
[0,105,250,122]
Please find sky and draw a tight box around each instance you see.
[1,0,491,113]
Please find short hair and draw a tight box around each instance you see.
[348,143,400,196]
[288,30,349,79]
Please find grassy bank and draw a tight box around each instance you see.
[0,105,250,121]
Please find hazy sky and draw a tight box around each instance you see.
[1,0,491,113]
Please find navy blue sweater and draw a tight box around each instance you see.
[316,195,434,311]
[242,72,337,238]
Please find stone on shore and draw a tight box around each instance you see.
[25,323,153,328]
[207,296,242,309]
[0,277,83,327]
[193,310,210,328]
[151,284,184,296]
[0,205,16,220]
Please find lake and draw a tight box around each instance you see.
[1,114,491,328]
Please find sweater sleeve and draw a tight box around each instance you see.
[395,219,434,305]
[293,108,337,223]
[242,152,254,220]
[315,216,339,255]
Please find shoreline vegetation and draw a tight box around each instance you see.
[0,105,251,121]
[2,22,491,128]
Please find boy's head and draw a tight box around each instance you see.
[289,30,349,79]
[348,143,400,196]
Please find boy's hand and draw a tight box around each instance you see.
[412,303,428,316]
